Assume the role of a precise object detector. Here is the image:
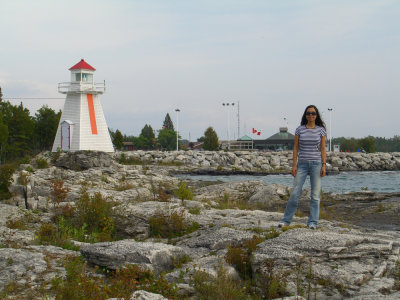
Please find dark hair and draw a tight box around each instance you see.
[301,105,326,129]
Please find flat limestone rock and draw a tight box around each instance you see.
[80,239,187,274]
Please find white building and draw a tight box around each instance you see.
[52,59,114,152]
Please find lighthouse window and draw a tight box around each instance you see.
[75,73,81,81]
[82,73,87,81]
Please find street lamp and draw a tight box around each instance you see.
[175,109,180,151]
[328,108,333,152]
[222,102,235,149]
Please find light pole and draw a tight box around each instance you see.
[222,102,235,149]
[175,109,180,151]
[328,108,333,152]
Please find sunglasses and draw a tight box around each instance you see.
[306,112,317,116]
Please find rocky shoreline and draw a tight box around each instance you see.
[1,150,400,299]
[114,150,400,175]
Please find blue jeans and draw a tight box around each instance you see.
[281,161,322,226]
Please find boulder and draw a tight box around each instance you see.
[80,240,187,274]
[55,151,113,170]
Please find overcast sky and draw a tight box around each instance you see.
[1,0,399,141]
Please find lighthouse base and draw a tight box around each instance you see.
[52,93,114,152]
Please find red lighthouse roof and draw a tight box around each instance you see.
[69,59,96,71]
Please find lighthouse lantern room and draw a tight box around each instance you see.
[52,59,114,152]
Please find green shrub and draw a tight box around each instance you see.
[0,164,14,199]
[188,207,201,215]
[225,235,265,279]
[74,189,115,242]
[149,208,199,239]
[35,158,49,169]
[50,147,61,163]
[174,181,193,200]
[6,218,28,230]
[258,258,289,299]
[395,261,400,290]
[50,179,70,207]
[37,223,58,245]
[191,263,251,300]
[51,257,179,299]
[17,171,28,185]
[19,155,31,164]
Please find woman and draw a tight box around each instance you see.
[279,105,327,229]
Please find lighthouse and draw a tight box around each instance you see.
[52,59,114,152]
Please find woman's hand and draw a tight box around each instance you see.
[320,165,326,177]
[291,165,297,177]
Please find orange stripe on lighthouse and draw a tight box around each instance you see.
[87,94,98,134]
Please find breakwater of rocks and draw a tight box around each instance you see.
[114,150,400,174]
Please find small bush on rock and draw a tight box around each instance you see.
[149,208,199,239]
[190,263,252,300]
[74,188,115,241]
[395,261,400,290]
[225,235,265,280]
[174,181,193,200]
[51,257,179,299]
[50,179,70,208]
[258,258,289,299]
[35,158,49,169]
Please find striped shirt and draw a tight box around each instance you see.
[295,125,326,162]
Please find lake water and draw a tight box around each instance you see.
[177,171,400,194]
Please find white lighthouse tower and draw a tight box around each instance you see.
[52,59,114,152]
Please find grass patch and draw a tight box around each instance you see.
[156,160,183,166]
[214,192,258,210]
[281,224,307,232]
[188,207,201,215]
[118,153,150,165]
[394,261,400,290]
[114,182,134,191]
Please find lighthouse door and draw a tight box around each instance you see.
[61,122,70,151]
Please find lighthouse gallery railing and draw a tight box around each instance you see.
[58,82,106,94]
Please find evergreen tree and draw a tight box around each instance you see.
[132,135,149,150]
[139,124,155,149]
[141,124,155,140]
[203,127,219,151]
[33,105,61,151]
[0,115,8,164]
[157,129,176,151]
[112,129,124,151]
[0,101,34,161]
[162,113,174,130]
[358,136,376,153]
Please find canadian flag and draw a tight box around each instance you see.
[252,128,261,135]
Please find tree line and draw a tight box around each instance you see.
[0,84,220,166]
[110,113,220,152]
[0,88,61,164]
[332,136,400,153]
[2,85,399,165]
